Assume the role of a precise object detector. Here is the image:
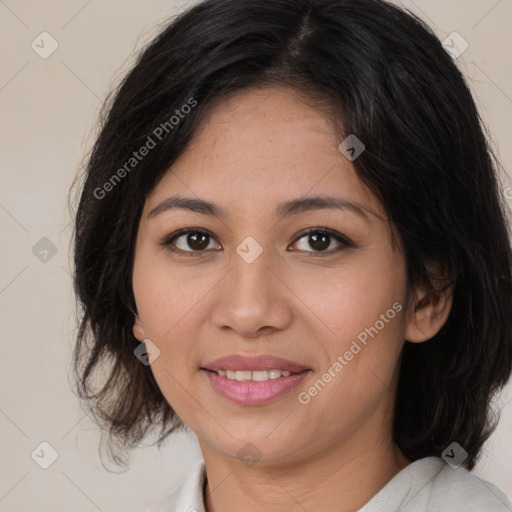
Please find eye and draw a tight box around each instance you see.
[159,227,352,257]
[159,228,221,256]
[289,228,352,255]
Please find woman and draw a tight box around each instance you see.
[71,0,512,510]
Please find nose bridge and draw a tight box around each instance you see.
[229,244,275,309]
[212,241,292,335]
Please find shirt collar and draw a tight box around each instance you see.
[174,459,207,512]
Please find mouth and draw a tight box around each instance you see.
[202,353,310,374]
[201,368,311,406]
[203,368,302,381]
[200,354,311,406]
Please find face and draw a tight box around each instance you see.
[132,86,414,466]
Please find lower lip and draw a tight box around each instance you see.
[202,369,310,406]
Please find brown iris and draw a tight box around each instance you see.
[187,232,210,250]
[308,233,330,251]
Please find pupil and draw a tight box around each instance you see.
[310,233,329,251]
[188,233,208,250]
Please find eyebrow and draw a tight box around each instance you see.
[148,195,369,221]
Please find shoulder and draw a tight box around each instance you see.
[147,459,206,512]
[360,456,512,512]
[425,460,512,511]
[400,457,512,511]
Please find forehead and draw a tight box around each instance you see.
[188,85,339,165]
[145,86,383,221]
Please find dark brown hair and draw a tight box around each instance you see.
[70,0,512,469]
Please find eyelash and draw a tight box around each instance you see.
[158,227,353,258]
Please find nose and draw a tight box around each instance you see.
[211,247,293,338]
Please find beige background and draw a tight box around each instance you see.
[0,1,511,511]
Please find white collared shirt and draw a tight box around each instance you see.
[148,456,512,512]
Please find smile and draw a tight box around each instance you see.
[213,369,294,381]
[202,368,310,406]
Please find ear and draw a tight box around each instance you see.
[404,282,453,343]
[133,314,146,342]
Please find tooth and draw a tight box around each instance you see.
[235,370,252,381]
[219,369,294,381]
[251,370,269,381]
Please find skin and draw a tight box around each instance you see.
[132,86,452,512]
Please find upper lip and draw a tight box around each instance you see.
[202,354,310,373]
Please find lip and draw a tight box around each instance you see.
[201,354,311,406]
[202,368,311,406]
[202,354,310,373]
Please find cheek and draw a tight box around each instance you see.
[132,253,217,400]
[292,257,407,345]
[133,252,211,340]
[295,271,406,432]
[132,262,203,414]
